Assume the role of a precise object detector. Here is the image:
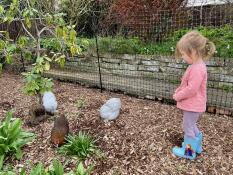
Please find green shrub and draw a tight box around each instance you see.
[59,132,97,160]
[76,38,91,53]
[0,111,35,169]
[40,38,63,52]
[87,37,142,55]
[168,25,233,58]
[41,25,233,58]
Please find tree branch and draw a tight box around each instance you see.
[38,27,56,37]
[19,19,36,41]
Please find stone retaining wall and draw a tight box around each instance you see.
[63,53,233,89]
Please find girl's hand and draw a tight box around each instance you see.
[173,93,180,102]
[173,94,177,101]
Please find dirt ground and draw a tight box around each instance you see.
[0,71,233,175]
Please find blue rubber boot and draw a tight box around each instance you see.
[172,136,199,160]
[182,132,203,154]
[196,132,203,154]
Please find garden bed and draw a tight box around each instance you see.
[0,71,233,174]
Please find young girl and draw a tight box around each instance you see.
[172,31,215,160]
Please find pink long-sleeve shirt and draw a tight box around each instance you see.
[173,61,207,112]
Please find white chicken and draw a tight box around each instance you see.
[42,91,58,114]
[100,98,121,120]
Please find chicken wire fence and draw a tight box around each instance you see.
[5,2,233,115]
[63,3,233,115]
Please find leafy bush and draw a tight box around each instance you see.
[88,37,141,54]
[59,132,97,160]
[0,111,35,169]
[40,38,63,52]
[76,38,91,53]
[41,38,90,54]
[168,25,233,58]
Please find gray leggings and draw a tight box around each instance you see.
[183,110,201,138]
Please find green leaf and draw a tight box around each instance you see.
[52,160,64,175]
[36,57,44,64]
[70,46,76,57]
[69,29,76,43]
[5,111,13,126]
[0,5,5,14]
[77,162,85,175]
[17,36,29,48]
[0,40,5,51]
[22,10,29,17]
[44,61,50,71]
[20,168,26,175]
[0,155,4,170]
[55,27,63,38]
[15,149,23,159]
[6,13,14,24]
[44,56,52,62]
[25,17,31,28]
[0,144,7,155]
[0,64,2,73]
[24,51,32,61]
[6,44,17,53]
[13,0,18,6]
[30,163,46,175]
[6,54,12,64]
[8,119,22,141]
[63,27,68,41]
[57,55,65,68]
[45,13,53,25]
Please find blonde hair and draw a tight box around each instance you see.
[175,31,216,61]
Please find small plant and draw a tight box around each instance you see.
[29,163,47,175]
[0,111,35,169]
[76,97,86,109]
[59,132,97,160]
[0,160,94,175]
[29,160,63,175]
[48,160,64,175]
[68,162,93,175]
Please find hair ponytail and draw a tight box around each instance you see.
[204,39,216,59]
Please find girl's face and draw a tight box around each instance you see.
[180,51,193,64]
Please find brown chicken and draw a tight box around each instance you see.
[51,114,69,146]
[27,105,47,126]
[26,104,54,126]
